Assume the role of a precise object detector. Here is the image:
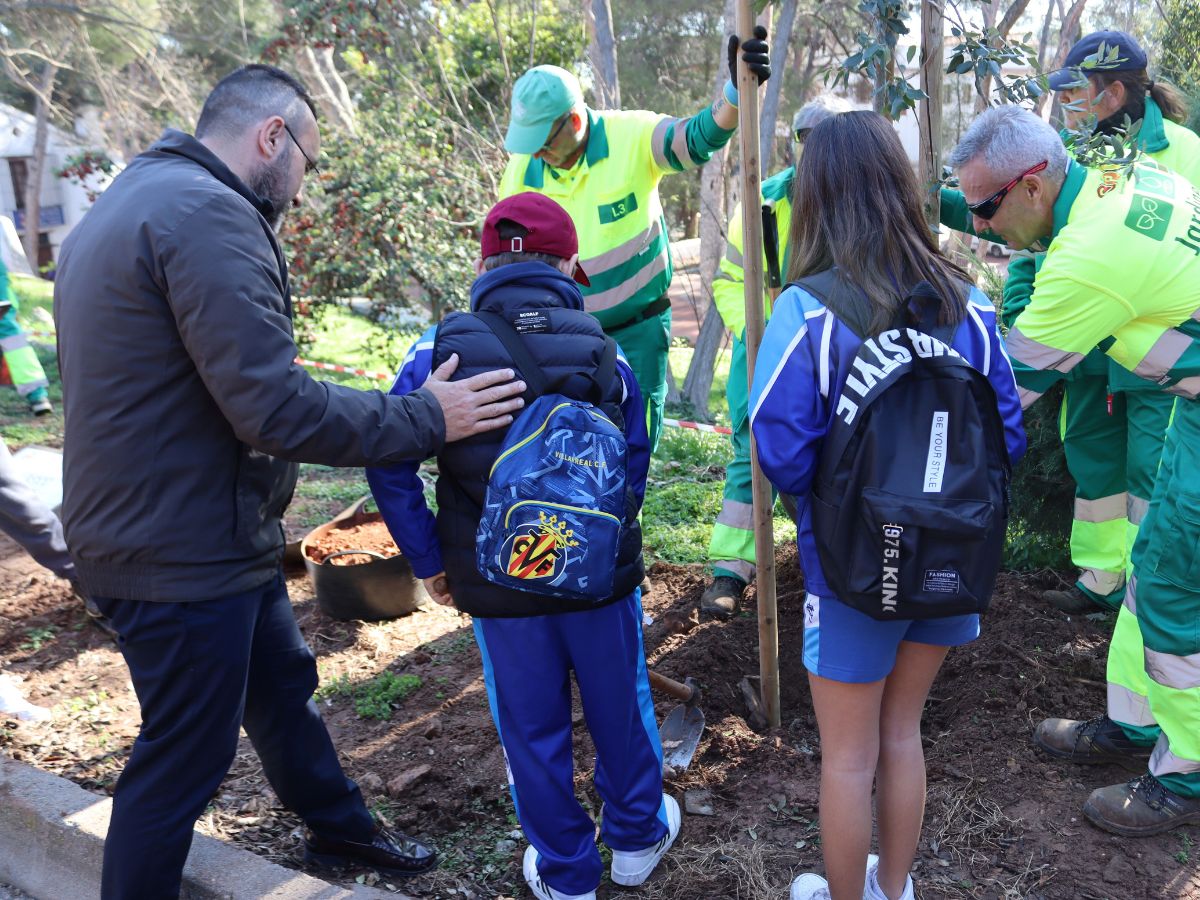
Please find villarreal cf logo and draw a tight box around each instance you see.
[501,511,580,581]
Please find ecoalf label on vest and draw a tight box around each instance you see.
[512,310,549,334]
[923,411,949,493]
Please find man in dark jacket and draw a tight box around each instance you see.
[52,64,525,898]
[367,194,678,900]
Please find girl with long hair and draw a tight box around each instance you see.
[748,111,1026,900]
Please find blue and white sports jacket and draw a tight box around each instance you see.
[749,279,1027,599]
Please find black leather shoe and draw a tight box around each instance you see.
[304,825,438,877]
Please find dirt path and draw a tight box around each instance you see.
[2,534,1197,898]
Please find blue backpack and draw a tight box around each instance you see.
[472,312,627,602]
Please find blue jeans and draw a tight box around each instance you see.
[92,570,375,899]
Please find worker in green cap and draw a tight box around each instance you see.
[499,28,771,451]
[701,93,851,619]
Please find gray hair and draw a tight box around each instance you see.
[793,94,854,135]
[947,106,1068,181]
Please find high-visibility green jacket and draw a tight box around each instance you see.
[1008,158,1200,407]
[713,166,794,340]
[942,98,1200,327]
[499,106,734,330]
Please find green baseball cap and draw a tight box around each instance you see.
[505,65,584,155]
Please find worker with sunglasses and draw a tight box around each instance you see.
[948,104,1200,836]
[941,31,1200,620]
[498,29,771,454]
[700,94,851,619]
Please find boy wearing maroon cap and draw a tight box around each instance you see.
[367,193,678,900]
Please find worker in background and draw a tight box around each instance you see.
[0,257,52,415]
[498,28,771,452]
[700,94,851,619]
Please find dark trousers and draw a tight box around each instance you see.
[92,570,375,899]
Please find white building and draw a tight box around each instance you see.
[0,102,112,270]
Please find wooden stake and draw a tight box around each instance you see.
[918,0,945,228]
[735,0,780,730]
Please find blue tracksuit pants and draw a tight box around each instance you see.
[472,590,668,895]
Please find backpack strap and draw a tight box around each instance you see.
[473,310,617,405]
[789,270,877,338]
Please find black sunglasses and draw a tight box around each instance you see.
[539,115,571,153]
[967,160,1048,219]
[283,122,320,175]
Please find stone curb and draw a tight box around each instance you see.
[0,753,411,899]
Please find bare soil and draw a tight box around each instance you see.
[2,532,1198,899]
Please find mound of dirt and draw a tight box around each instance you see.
[305,518,402,565]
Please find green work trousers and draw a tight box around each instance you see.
[0,306,48,404]
[1060,364,1175,607]
[606,306,671,453]
[1109,397,1200,797]
[706,336,774,583]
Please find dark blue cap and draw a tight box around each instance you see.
[1048,30,1148,90]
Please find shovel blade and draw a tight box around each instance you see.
[659,704,704,771]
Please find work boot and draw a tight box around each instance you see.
[1083,773,1200,836]
[700,575,746,619]
[1033,715,1152,770]
[29,397,52,417]
[1041,584,1099,614]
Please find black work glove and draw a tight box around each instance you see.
[727,25,771,86]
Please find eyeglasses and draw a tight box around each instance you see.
[283,122,320,175]
[794,128,811,143]
[966,160,1048,219]
[539,115,571,154]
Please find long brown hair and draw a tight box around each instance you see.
[1093,69,1190,125]
[785,110,970,335]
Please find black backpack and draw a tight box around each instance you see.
[797,271,1011,620]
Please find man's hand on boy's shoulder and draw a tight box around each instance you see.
[423,572,454,607]
[422,353,528,442]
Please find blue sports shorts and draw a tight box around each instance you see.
[801,592,980,683]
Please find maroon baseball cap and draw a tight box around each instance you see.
[480,192,590,286]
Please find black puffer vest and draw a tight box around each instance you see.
[432,262,644,617]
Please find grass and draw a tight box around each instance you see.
[315,670,423,720]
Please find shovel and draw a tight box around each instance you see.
[646,670,704,772]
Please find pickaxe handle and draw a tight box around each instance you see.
[647,670,700,705]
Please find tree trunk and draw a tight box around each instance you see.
[295,45,356,135]
[679,0,737,416]
[872,10,895,114]
[972,0,1032,111]
[918,0,944,228]
[586,0,620,108]
[23,61,58,272]
[1047,0,1089,122]
[758,0,798,172]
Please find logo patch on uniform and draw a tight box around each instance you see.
[1135,168,1176,200]
[500,512,579,581]
[1124,195,1173,241]
[1097,168,1121,197]
[598,192,638,224]
[803,593,820,628]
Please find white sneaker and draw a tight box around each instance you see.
[522,845,596,900]
[864,860,915,900]
[609,793,681,886]
[790,854,881,900]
